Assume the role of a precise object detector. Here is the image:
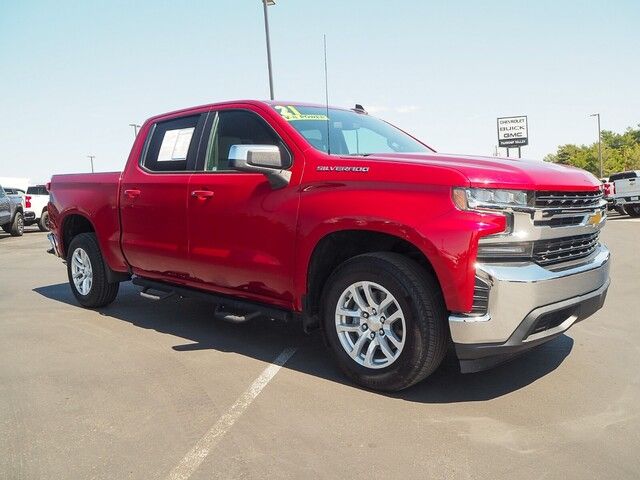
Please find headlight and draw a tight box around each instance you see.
[452,188,532,210]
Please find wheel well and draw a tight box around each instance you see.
[62,214,95,255]
[305,230,439,325]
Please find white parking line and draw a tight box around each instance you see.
[166,347,297,480]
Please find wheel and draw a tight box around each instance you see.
[321,252,447,392]
[626,205,640,217]
[9,211,24,236]
[66,233,119,308]
[614,206,627,216]
[38,210,50,231]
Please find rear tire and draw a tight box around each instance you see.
[321,252,447,392]
[38,211,50,232]
[626,205,640,217]
[66,233,119,308]
[614,205,627,216]
[10,212,24,236]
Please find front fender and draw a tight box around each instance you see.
[294,182,506,313]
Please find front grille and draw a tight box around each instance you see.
[535,191,602,209]
[533,232,599,266]
[535,216,585,227]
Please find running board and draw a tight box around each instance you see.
[139,286,175,301]
[131,277,292,322]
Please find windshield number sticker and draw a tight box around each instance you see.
[275,105,329,121]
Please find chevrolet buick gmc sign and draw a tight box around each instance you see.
[497,116,528,147]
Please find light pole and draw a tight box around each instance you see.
[87,155,95,173]
[262,0,275,100]
[590,113,602,178]
[129,123,141,138]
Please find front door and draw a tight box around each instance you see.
[120,113,207,281]
[187,108,300,308]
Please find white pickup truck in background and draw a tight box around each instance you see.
[610,171,640,217]
[24,185,50,231]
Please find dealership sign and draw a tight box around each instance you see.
[497,116,528,147]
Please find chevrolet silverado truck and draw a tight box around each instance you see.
[25,184,51,231]
[610,170,640,216]
[47,100,610,391]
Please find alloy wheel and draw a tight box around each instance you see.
[334,281,406,369]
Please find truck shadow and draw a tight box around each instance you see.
[33,281,573,404]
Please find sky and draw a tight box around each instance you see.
[1,0,639,183]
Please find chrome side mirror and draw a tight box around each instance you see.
[228,145,291,189]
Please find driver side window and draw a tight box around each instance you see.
[202,110,289,172]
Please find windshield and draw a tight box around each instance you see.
[273,104,431,155]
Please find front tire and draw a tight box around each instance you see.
[10,211,24,236]
[38,210,50,231]
[321,252,447,392]
[66,233,119,308]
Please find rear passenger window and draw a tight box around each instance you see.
[143,115,203,172]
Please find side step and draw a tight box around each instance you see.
[132,276,292,323]
[139,286,175,301]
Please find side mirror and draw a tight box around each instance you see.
[228,145,291,189]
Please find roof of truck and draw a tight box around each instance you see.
[146,100,357,123]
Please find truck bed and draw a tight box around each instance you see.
[49,172,128,271]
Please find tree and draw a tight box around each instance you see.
[545,124,640,177]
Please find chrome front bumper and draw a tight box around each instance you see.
[450,244,610,371]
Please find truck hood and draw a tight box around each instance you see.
[354,152,600,191]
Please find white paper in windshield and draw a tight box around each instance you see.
[158,127,195,161]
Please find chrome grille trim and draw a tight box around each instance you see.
[533,232,599,266]
[535,191,603,209]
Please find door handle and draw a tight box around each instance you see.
[191,190,214,200]
[124,189,141,199]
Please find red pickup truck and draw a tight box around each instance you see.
[48,100,610,391]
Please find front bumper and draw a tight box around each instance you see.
[450,244,610,372]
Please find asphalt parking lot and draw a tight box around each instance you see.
[2,215,639,480]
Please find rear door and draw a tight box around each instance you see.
[0,186,10,225]
[186,108,300,307]
[120,113,207,280]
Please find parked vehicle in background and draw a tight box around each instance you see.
[4,187,36,224]
[25,184,51,231]
[0,184,25,236]
[610,171,640,217]
[47,100,610,391]
[3,187,26,205]
[600,178,614,211]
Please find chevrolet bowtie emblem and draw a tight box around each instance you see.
[587,211,602,225]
